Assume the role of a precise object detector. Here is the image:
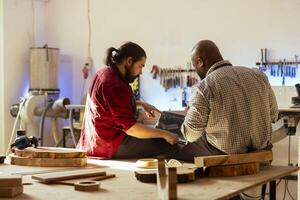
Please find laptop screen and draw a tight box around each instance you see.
[155,111,187,145]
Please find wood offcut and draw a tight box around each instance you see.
[205,162,260,177]
[0,175,23,198]
[157,157,177,200]
[194,151,273,167]
[32,168,106,183]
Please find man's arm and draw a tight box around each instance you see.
[127,123,178,144]
[136,101,161,117]
[181,86,210,142]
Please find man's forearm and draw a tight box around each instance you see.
[127,122,167,139]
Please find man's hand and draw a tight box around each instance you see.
[137,101,161,118]
[162,132,178,145]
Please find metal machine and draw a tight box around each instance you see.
[8,45,72,154]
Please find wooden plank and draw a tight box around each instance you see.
[32,168,106,183]
[0,175,22,187]
[55,174,116,186]
[0,186,23,198]
[204,162,260,177]
[10,154,87,167]
[194,151,273,167]
[156,157,177,200]
[15,147,86,159]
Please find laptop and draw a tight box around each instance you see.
[155,111,188,146]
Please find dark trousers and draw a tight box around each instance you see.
[113,135,225,162]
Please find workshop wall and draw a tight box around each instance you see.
[44,0,300,108]
[1,0,36,154]
[0,0,3,153]
[0,0,52,153]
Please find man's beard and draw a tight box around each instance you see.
[125,65,138,83]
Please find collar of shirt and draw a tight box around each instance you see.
[206,60,232,76]
[110,65,130,85]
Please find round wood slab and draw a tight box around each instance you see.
[10,154,87,167]
[14,147,87,159]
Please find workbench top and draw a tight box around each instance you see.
[0,159,299,200]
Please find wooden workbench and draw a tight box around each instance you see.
[0,159,298,200]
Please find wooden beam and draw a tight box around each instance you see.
[157,157,177,200]
[194,151,273,167]
[0,186,23,198]
[0,175,22,187]
[204,162,260,177]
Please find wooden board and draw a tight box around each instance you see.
[0,186,23,198]
[194,151,273,167]
[55,174,116,186]
[32,168,106,183]
[10,154,87,167]
[204,162,260,177]
[157,157,177,200]
[15,147,87,159]
[0,175,22,187]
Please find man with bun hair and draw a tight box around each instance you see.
[77,42,180,159]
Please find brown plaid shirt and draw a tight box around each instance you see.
[181,60,278,154]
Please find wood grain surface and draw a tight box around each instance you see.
[14,147,86,159]
[10,154,87,167]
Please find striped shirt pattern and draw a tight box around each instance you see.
[181,60,278,154]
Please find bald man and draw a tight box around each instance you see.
[181,40,278,156]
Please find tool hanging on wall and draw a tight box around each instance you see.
[150,65,198,91]
[256,48,299,86]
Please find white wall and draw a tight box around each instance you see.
[0,0,4,154]
[1,0,48,154]
[43,0,300,109]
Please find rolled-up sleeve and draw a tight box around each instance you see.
[181,86,210,142]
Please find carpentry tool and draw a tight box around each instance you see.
[295,54,298,69]
[10,130,38,150]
